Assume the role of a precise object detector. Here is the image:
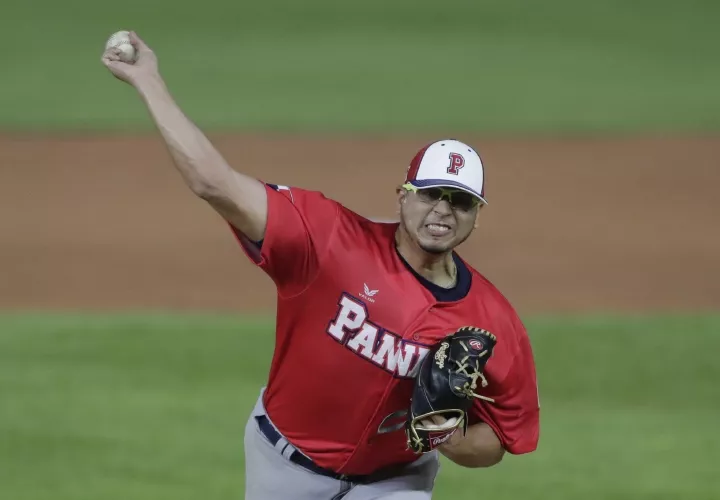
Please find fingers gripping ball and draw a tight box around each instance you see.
[105,30,136,63]
[405,327,497,454]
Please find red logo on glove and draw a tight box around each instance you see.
[469,339,485,351]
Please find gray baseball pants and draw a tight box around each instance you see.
[243,389,440,499]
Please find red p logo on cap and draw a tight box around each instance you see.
[447,153,465,175]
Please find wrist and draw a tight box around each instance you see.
[437,423,505,468]
[135,74,168,100]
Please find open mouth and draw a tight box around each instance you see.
[425,223,452,236]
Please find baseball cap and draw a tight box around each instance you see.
[404,139,487,205]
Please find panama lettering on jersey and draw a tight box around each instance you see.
[231,183,540,476]
[326,293,430,378]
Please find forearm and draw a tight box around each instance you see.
[102,32,268,241]
[135,76,236,197]
[439,422,505,468]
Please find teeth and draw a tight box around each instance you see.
[427,224,450,231]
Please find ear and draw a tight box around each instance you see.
[396,186,407,205]
[473,205,483,228]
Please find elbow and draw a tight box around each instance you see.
[461,448,506,469]
[190,170,239,206]
[185,164,230,200]
[442,446,506,469]
[191,178,223,201]
[473,449,505,468]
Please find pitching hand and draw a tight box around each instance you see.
[420,414,464,449]
[420,414,456,428]
[101,31,159,87]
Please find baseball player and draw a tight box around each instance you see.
[102,32,540,499]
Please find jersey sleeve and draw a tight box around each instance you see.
[229,183,340,298]
[469,312,540,455]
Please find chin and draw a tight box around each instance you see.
[418,239,455,254]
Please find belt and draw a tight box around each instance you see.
[255,415,390,484]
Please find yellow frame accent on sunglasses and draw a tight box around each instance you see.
[402,183,480,209]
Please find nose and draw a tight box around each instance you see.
[432,199,453,215]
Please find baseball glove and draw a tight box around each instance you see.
[405,326,497,454]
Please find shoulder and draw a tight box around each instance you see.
[460,263,538,392]
[461,259,529,341]
[463,259,517,309]
[263,183,343,230]
[266,184,399,246]
[265,183,336,207]
[335,204,400,239]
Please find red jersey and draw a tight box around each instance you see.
[231,183,540,476]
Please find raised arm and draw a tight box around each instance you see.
[101,31,267,242]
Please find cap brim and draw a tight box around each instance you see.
[407,179,488,205]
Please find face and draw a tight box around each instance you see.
[397,185,483,254]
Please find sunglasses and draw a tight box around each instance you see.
[402,183,480,212]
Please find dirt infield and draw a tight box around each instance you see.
[1,133,718,315]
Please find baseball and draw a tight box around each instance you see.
[105,30,136,63]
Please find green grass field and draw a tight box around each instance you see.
[2,0,719,133]
[2,1,718,497]
[1,313,718,499]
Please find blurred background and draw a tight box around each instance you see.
[1,0,718,499]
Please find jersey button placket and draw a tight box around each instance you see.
[403,305,434,342]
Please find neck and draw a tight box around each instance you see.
[395,227,457,288]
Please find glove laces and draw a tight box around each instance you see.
[453,341,495,403]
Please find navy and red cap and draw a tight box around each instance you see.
[404,139,488,205]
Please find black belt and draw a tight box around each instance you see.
[255,415,397,484]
